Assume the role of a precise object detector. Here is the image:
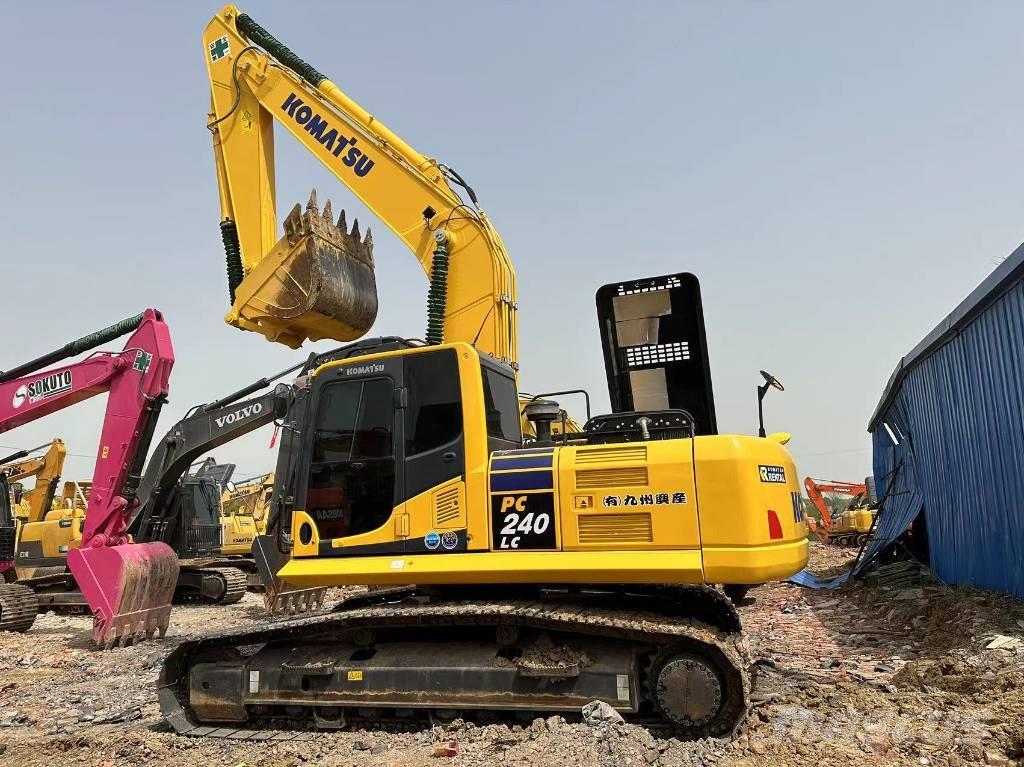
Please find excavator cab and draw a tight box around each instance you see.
[291,345,515,551]
[176,477,227,560]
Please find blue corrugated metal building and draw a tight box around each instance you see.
[865,242,1024,598]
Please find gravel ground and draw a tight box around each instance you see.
[0,546,1022,766]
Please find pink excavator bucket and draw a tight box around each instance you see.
[68,541,179,648]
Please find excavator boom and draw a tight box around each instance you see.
[205,6,516,362]
[0,310,177,645]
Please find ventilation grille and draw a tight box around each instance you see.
[433,485,461,527]
[617,276,681,295]
[575,466,649,489]
[624,342,690,368]
[575,446,648,465]
[578,513,653,544]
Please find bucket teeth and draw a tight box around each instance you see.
[264,584,329,615]
[280,190,375,269]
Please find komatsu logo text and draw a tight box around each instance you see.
[13,371,73,408]
[215,402,263,429]
[280,93,376,178]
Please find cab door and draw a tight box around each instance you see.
[300,358,404,550]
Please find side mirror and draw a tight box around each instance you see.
[273,382,292,420]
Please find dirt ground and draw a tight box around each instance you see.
[1,544,1022,767]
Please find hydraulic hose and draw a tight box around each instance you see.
[220,220,244,305]
[0,312,145,383]
[425,240,450,345]
[236,13,326,86]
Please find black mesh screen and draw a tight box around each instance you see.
[595,273,717,435]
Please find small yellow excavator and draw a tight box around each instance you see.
[222,471,274,538]
[1,439,67,530]
[159,8,807,738]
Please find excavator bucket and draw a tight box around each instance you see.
[67,541,178,648]
[230,191,378,348]
[252,534,327,614]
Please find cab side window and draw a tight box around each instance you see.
[405,351,462,455]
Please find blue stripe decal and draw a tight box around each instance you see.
[491,454,553,470]
[490,470,554,492]
[493,447,554,457]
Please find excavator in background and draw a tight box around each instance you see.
[803,477,876,546]
[129,356,339,610]
[158,7,807,739]
[0,309,178,645]
[188,459,258,558]
[222,470,274,537]
[1,439,68,531]
[0,471,36,631]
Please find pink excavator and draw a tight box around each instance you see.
[0,308,178,646]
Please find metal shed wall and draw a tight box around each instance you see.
[868,248,1024,597]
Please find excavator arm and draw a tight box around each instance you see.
[0,439,67,523]
[130,389,286,542]
[0,309,177,645]
[204,6,516,364]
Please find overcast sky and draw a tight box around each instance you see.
[2,1,1021,489]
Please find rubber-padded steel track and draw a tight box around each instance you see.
[159,585,748,740]
[0,583,39,632]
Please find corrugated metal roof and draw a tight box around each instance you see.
[867,244,1024,598]
[868,241,1024,430]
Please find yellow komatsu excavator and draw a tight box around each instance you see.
[1,439,66,521]
[0,439,72,578]
[159,7,807,739]
[222,472,274,538]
